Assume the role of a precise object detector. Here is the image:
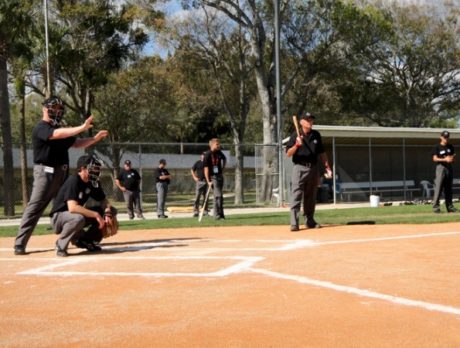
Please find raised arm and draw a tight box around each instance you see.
[50,116,94,140]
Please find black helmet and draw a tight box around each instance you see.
[42,96,65,126]
[77,155,103,188]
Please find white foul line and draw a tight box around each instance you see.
[249,268,460,317]
[314,231,460,246]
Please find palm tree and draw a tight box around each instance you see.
[0,0,36,216]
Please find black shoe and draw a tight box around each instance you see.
[193,213,199,217]
[129,216,134,220]
[433,206,441,214]
[306,219,321,229]
[158,215,168,219]
[75,240,102,252]
[56,249,68,257]
[290,225,299,232]
[137,215,146,220]
[14,246,26,255]
[55,242,68,257]
[90,243,102,251]
[447,206,458,213]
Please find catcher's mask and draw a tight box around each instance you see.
[77,155,102,188]
[42,96,65,126]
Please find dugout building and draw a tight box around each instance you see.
[308,125,460,204]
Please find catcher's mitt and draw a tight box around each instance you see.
[101,208,118,238]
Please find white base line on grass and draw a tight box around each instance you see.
[249,268,460,317]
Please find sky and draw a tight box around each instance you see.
[143,0,459,56]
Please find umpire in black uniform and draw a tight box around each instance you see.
[14,96,108,255]
[50,155,114,256]
[204,138,227,220]
[155,159,171,218]
[191,152,209,217]
[286,113,332,231]
[116,159,144,219]
[432,130,457,213]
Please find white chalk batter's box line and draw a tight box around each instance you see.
[11,254,460,317]
[16,256,265,278]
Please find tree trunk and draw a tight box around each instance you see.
[254,64,276,203]
[19,87,29,207]
[233,137,244,205]
[0,54,15,216]
[109,144,123,201]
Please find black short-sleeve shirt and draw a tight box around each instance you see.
[192,160,205,181]
[432,143,455,168]
[204,150,226,176]
[32,120,76,166]
[155,167,171,184]
[286,129,325,165]
[117,169,141,191]
[50,175,106,215]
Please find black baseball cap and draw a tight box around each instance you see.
[441,130,450,139]
[301,112,315,120]
[77,155,92,170]
[124,160,131,165]
[159,158,166,164]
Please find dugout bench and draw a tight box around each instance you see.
[339,180,418,202]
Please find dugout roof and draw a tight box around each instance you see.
[314,125,460,146]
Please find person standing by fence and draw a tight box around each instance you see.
[155,159,171,218]
[204,138,227,220]
[432,130,457,213]
[191,152,209,217]
[14,96,108,255]
[115,160,145,220]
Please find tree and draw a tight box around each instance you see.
[93,57,177,198]
[166,5,255,203]
[0,0,36,216]
[180,0,371,201]
[26,0,162,120]
[339,3,460,127]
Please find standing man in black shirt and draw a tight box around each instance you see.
[191,152,209,217]
[116,159,144,220]
[432,130,457,213]
[14,96,108,255]
[50,155,114,256]
[286,113,332,231]
[204,138,227,220]
[155,159,171,218]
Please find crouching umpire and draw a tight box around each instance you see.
[50,155,116,257]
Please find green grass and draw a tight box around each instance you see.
[0,192,262,219]
[1,204,459,238]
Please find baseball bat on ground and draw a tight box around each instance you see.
[292,115,301,137]
[198,184,212,222]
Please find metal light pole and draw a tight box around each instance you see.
[274,0,284,206]
[44,0,51,98]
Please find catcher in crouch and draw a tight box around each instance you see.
[50,155,117,257]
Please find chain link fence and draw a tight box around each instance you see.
[1,138,458,213]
